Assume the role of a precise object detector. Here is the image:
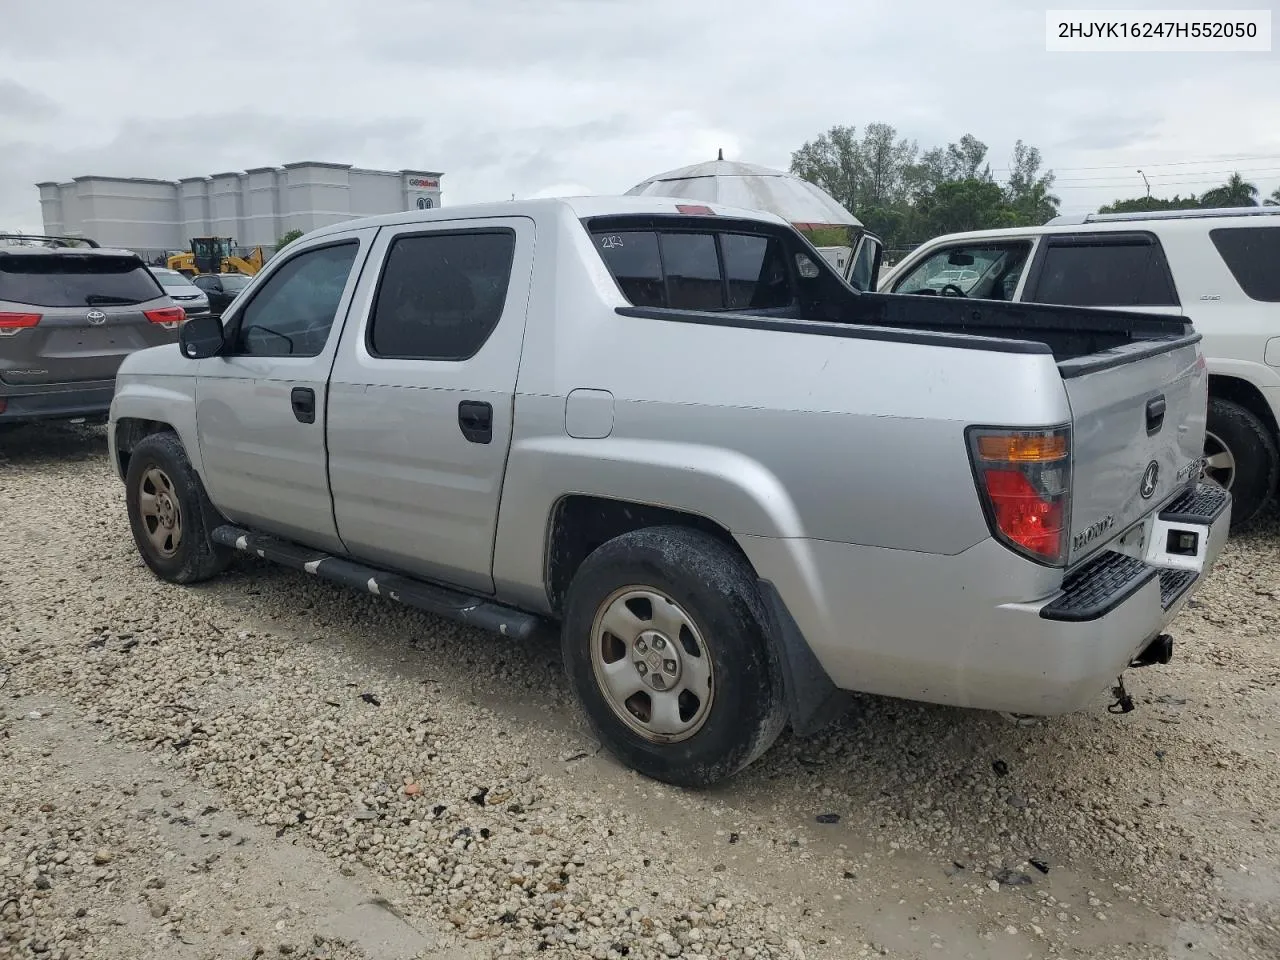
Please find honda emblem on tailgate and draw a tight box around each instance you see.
[1140,460,1159,500]
[85,310,107,325]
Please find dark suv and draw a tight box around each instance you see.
[0,236,185,425]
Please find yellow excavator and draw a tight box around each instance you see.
[167,237,265,277]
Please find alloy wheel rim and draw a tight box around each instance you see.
[1203,431,1237,490]
[589,586,714,743]
[138,466,183,558]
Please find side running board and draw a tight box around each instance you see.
[210,525,546,641]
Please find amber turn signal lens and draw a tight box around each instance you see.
[976,433,1068,463]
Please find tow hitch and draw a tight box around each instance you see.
[1131,633,1174,668]
[1109,634,1176,714]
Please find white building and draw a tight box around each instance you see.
[36,162,444,258]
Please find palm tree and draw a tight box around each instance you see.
[1265,186,1280,207]
[1200,172,1259,208]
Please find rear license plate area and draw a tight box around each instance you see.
[1143,516,1209,573]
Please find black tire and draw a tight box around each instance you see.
[561,526,786,788]
[1206,397,1279,531]
[124,432,231,584]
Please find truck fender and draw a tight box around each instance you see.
[110,377,203,479]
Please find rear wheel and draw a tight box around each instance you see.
[1205,397,1278,530]
[561,526,786,788]
[125,432,231,583]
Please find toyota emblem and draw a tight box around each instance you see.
[1140,460,1159,500]
[85,310,107,326]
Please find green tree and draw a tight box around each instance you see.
[858,122,918,208]
[1199,172,1259,208]
[1098,194,1201,214]
[276,229,304,249]
[943,134,992,181]
[916,179,1016,235]
[790,124,1058,251]
[789,124,865,214]
[1263,187,1280,207]
[1002,141,1059,226]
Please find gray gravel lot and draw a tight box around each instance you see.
[1,423,1277,960]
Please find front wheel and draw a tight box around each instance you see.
[561,526,786,788]
[125,432,232,583]
[1205,398,1279,530]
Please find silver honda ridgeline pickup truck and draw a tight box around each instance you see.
[108,197,1230,787]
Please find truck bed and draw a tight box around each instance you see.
[848,291,1194,364]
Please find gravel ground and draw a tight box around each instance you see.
[1,423,1277,960]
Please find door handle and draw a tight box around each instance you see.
[1146,395,1166,435]
[458,400,493,444]
[291,386,316,424]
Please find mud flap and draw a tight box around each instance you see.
[756,580,851,736]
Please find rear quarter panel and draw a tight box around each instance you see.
[492,209,1074,608]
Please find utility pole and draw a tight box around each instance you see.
[1138,169,1151,206]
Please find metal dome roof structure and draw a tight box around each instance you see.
[625,151,862,229]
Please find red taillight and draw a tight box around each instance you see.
[676,204,715,215]
[968,426,1071,565]
[0,311,41,329]
[144,306,186,325]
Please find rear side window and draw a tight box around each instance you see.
[1209,226,1280,302]
[0,255,163,307]
[592,228,793,311]
[660,233,721,310]
[1031,237,1179,307]
[369,230,516,360]
[594,231,664,306]
[721,233,791,309]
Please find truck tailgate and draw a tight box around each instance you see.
[1062,335,1206,567]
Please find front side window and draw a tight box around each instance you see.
[893,242,1032,301]
[234,242,358,357]
[1209,226,1280,302]
[369,230,516,360]
[1031,236,1179,307]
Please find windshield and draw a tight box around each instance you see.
[0,255,164,307]
[154,270,196,289]
[221,274,252,291]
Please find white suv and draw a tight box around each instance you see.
[879,206,1280,529]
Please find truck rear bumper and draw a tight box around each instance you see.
[0,380,115,424]
[738,482,1231,717]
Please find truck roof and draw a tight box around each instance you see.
[304,195,792,242]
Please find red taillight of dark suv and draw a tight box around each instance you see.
[0,311,41,335]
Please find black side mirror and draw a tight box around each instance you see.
[180,314,226,359]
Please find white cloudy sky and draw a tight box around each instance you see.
[1,0,1278,230]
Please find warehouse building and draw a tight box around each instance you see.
[36,162,444,259]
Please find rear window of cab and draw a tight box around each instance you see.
[591,228,793,312]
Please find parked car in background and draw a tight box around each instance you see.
[1,235,185,426]
[109,197,1228,787]
[879,206,1280,529]
[150,266,210,318]
[192,272,253,314]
